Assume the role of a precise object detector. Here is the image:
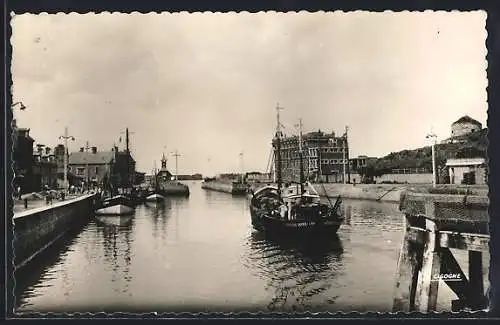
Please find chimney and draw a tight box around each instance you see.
[80,147,84,152]
[92,146,97,154]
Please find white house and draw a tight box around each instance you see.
[446,157,487,185]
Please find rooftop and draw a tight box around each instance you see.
[452,115,482,126]
[445,157,486,167]
[69,151,114,165]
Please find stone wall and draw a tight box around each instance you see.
[13,194,98,269]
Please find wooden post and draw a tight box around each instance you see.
[413,202,441,312]
[392,216,423,311]
[394,189,490,313]
[468,250,485,310]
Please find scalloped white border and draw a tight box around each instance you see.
[7,9,490,318]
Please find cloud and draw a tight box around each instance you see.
[11,12,487,174]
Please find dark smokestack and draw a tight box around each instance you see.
[92,146,97,154]
[80,147,84,152]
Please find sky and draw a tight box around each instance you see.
[11,11,487,175]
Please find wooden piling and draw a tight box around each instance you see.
[392,187,489,312]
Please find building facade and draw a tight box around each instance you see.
[446,157,487,185]
[349,155,378,172]
[12,127,35,193]
[68,147,115,187]
[32,145,58,190]
[273,130,350,183]
[451,115,482,138]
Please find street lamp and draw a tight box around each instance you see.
[171,150,181,181]
[11,101,26,129]
[426,132,438,188]
[59,127,75,194]
[238,151,244,184]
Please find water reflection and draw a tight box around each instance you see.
[144,199,172,240]
[94,216,134,294]
[243,231,345,311]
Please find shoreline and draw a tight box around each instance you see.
[249,182,489,203]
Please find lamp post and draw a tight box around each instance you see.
[426,132,438,188]
[238,151,244,184]
[11,101,26,128]
[84,141,90,191]
[171,150,181,181]
[59,127,75,194]
[343,126,349,184]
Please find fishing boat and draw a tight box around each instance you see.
[153,154,190,197]
[249,105,344,237]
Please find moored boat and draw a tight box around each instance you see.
[102,194,133,208]
[249,105,344,238]
[95,204,134,216]
[95,215,133,227]
[146,193,165,202]
[151,153,190,197]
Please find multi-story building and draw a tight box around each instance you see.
[68,146,115,187]
[273,130,350,183]
[32,145,58,190]
[13,127,35,193]
[113,149,136,187]
[349,155,378,172]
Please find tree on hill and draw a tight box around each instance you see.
[364,128,487,177]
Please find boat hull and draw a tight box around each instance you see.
[157,181,190,197]
[95,215,133,227]
[102,195,134,207]
[146,193,165,202]
[95,204,134,216]
[250,207,342,237]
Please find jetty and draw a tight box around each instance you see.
[201,177,247,195]
[392,186,489,312]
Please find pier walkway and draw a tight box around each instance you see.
[393,186,489,312]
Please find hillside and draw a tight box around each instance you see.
[362,128,488,177]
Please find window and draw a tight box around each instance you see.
[76,167,85,176]
[95,167,99,174]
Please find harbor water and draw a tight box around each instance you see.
[15,181,482,313]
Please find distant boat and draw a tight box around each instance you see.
[249,106,344,237]
[95,204,134,216]
[151,154,190,197]
[146,193,165,202]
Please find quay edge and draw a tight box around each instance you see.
[248,183,489,203]
[13,194,99,270]
[201,180,247,195]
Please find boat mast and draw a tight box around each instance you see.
[298,117,304,193]
[275,104,284,192]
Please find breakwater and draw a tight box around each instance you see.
[249,183,489,203]
[159,181,190,197]
[201,180,247,195]
[13,194,98,270]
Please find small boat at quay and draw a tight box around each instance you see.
[95,203,134,216]
[102,195,133,208]
[146,193,165,202]
[95,215,133,227]
[249,105,344,238]
[150,154,190,197]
